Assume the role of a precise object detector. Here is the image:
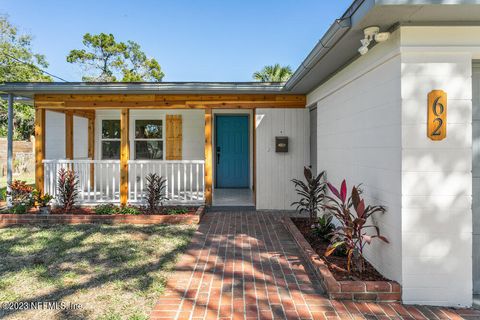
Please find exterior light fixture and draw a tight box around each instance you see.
[358,26,390,56]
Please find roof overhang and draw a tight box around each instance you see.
[285,0,480,94]
[0,82,287,99]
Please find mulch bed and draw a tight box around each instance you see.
[291,217,388,282]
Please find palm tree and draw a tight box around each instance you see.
[253,64,293,82]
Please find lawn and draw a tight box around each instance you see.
[0,224,197,320]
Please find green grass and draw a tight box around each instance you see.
[0,173,35,202]
[0,224,197,320]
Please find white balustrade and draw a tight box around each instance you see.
[43,159,205,205]
[128,160,205,204]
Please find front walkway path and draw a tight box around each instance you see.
[151,211,480,320]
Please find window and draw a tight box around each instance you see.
[134,120,163,160]
[101,120,120,159]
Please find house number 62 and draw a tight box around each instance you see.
[427,90,447,141]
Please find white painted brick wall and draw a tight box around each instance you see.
[308,29,403,284]
[400,27,475,307]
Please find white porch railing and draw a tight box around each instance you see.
[43,159,205,205]
[128,160,205,204]
[43,159,121,203]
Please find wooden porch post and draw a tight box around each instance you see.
[88,111,95,189]
[120,108,129,206]
[35,108,45,195]
[65,110,74,159]
[204,108,213,206]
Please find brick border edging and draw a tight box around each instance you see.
[0,205,206,227]
[282,215,401,302]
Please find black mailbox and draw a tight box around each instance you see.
[275,136,288,153]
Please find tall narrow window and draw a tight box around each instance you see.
[101,120,120,159]
[134,120,163,160]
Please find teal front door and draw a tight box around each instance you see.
[215,115,249,188]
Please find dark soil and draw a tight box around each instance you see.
[292,217,388,282]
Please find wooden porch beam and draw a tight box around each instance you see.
[120,108,129,206]
[34,100,305,110]
[35,93,306,103]
[88,111,95,189]
[65,110,74,159]
[34,108,45,195]
[204,108,213,206]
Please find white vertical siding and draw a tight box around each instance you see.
[255,108,309,210]
[45,111,65,159]
[73,116,88,159]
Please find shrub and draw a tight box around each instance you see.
[95,204,117,215]
[7,180,34,207]
[144,173,167,213]
[57,168,79,213]
[313,213,335,241]
[323,180,388,273]
[291,166,326,227]
[117,205,141,215]
[11,203,28,214]
[166,207,189,215]
[32,190,53,207]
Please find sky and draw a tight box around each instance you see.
[1,0,352,82]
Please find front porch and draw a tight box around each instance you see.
[33,93,306,207]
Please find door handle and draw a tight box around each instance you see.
[216,147,221,165]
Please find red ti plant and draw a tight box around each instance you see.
[57,168,79,213]
[323,180,388,273]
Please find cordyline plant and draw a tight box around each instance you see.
[291,166,326,227]
[57,168,79,213]
[323,180,388,273]
[145,173,167,213]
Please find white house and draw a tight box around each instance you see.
[2,0,480,308]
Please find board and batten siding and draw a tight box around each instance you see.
[307,29,403,284]
[399,26,477,307]
[45,111,93,160]
[255,108,309,210]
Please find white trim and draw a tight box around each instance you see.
[131,118,165,160]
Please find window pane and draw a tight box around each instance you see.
[135,141,163,160]
[135,120,163,139]
[102,120,121,139]
[102,141,120,160]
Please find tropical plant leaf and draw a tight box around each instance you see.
[340,180,347,203]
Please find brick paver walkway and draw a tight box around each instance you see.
[151,211,480,320]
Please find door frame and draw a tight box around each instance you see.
[213,113,250,189]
